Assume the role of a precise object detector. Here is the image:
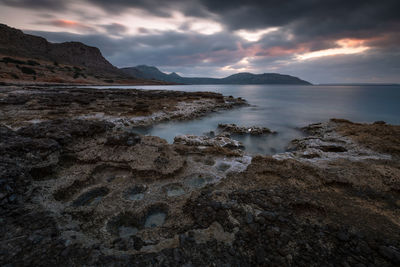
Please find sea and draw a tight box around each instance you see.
[88,84,400,155]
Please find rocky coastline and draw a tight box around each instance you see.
[0,86,247,129]
[1,86,400,266]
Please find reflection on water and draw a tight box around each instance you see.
[90,84,400,155]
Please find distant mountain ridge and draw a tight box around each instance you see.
[121,65,312,85]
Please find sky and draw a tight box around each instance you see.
[0,0,399,83]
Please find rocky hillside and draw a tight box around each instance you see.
[121,65,312,85]
[0,24,119,73]
[0,24,165,85]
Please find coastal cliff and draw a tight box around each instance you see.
[0,24,167,85]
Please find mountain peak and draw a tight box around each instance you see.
[121,65,170,81]
[168,72,181,78]
[121,65,311,85]
[136,65,159,70]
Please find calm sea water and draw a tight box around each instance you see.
[88,85,400,155]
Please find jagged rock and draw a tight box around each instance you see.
[174,134,243,149]
[0,87,246,129]
[106,132,141,146]
[275,120,393,163]
[17,119,113,144]
[218,123,275,135]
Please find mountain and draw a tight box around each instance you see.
[121,65,312,85]
[0,24,165,85]
[220,73,311,85]
[0,24,119,74]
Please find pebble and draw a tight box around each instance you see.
[8,194,17,202]
[245,213,253,224]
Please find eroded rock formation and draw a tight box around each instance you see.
[1,88,399,266]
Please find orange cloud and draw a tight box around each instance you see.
[49,19,95,32]
[264,46,308,57]
[53,19,79,27]
[296,38,370,60]
[337,38,365,47]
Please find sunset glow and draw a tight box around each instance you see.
[56,19,78,26]
[296,39,370,60]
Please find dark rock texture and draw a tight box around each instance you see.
[0,86,246,129]
[218,123,275,135]
[0,89,399,266]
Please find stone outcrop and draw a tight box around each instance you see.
[0,86,247,129]
[273,119,393,164]
[174,134,244,149]
[218,123,275,135]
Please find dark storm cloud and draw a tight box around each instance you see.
[100,23,128,36]
[86,0,208,17]
[197,0,400,31]
[195,0,400,56]
[3,0,399,43]
[0,0,67,10]
[26,29,243,68]
[4,0,399,82]
[88,0,400,51]
[24,23,400,83]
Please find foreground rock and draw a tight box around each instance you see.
[1,109,400,265]
[218,123,275,135]
[274,119,394,164]
[174,134,244,149]
[0,86,247,129]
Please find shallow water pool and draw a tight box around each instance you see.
[89,84,400,155]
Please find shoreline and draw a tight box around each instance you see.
[0,86,247,129]
[1,86,400,265]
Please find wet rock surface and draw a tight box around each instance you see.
[1,88,399,266]
[174,134,244,149]
[274,119,394,164]
[218,123,276,135]
[0,86,247,129]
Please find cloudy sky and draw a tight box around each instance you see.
[0,0,399,83]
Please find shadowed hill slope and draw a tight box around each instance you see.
[121,65,312,85]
